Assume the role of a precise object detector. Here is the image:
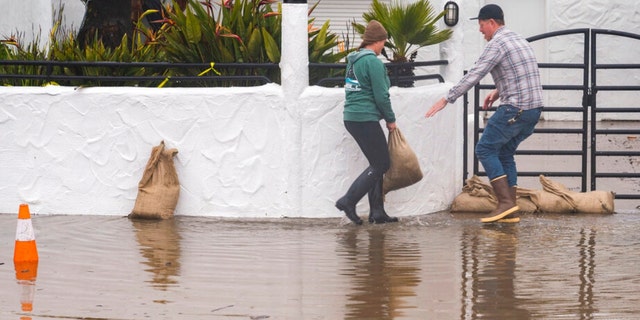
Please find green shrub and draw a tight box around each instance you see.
[0,34,52,86]
[47,10,168,87]
[0,0,351,87]
[0,10,167,87]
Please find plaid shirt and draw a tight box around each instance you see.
[446,27,543,110]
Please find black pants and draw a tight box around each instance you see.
[344,121,390,184]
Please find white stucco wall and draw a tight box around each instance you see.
[1,0,639,217]
[0,0,462,218]
[0,83,456,217]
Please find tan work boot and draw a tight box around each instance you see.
[498,186,520,223]
[481,175,520,223]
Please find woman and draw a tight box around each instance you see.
[335,20,398,225]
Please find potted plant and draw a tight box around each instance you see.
[352,0,452,87]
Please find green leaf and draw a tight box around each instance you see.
[184,8,202,44]
[262,27,280,63]
[247,28,263,59]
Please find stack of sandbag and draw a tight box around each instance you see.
[129,141,180,219]
[451,175,615,214]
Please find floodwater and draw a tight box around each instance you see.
[2,211,640,320]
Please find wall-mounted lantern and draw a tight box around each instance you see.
[444,1,459,27]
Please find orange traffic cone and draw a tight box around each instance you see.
[14,203,39,279]
[14,204,39,264]
[13,204,39,314]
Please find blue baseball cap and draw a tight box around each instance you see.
[470,4,504,20]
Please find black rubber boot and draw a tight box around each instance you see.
[367,179,398,224]
[336,167,379,225]
[335,199,362,225]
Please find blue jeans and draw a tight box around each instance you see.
[475,105,542,187]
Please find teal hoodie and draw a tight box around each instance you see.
[344,49,396,123]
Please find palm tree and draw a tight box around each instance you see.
[352,0,452,87]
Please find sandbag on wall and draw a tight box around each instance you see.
[129,141,180,219]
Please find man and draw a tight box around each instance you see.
[425,4,543,223]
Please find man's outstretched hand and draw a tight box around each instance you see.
[425,97,448,118]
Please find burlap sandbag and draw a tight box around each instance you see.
[129,141,180,219]
[382,128,423,194]
[518,188,574,213]
[450,175,496,212]
[538,175,614,214]
[514,187,538,213]
[451,175,613,214]
[516,176,614,213]
[450,175,538,213]
[570,191,615,214]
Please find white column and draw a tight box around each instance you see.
[280,0,309,101]
[279,3,308,315]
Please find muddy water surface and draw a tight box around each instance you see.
[1,212,640,319]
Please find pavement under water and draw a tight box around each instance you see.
[1,211,640,320]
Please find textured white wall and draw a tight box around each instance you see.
[1,0,638,217]
[1,85,292,216]
[0,0,457,218]
[0,84,456,217]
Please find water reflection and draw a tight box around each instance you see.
[337,227,421,319]
[14,261,37,320]
[130,218,182,291]
[578,228,597,320]
[2,213,639,319]
[460,224,530,319]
